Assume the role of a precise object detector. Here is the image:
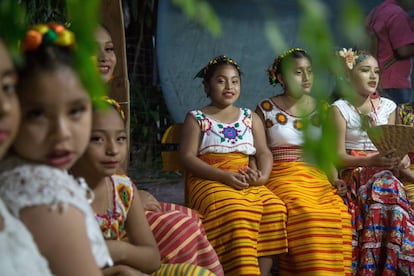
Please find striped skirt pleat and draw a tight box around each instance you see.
[151,263,216,276]
[145,203,223,275]
[268,161,352,275]
[187,152,288,276]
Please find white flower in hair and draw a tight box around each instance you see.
[338,48,359,70]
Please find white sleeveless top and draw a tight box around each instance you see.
[190,108,256,155]
[0,198,52,275]
[0,156,113,268]
[331,98,396,151]
[256,98,322,147]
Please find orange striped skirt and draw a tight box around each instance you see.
[268,161,352,275]
[187,152,288,276]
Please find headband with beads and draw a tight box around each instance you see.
[267,47,307,86]
[194,55,242,80]
[93,96,126,122]
[22,23,76,52]
[97,96,126,121]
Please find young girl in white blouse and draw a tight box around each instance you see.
[0,37,52,276]
[0,23,112,275]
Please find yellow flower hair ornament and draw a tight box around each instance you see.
[22,23,76,52]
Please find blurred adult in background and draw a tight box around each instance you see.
[366,0,414,105]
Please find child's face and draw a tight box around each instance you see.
[205,64,240,107]
[94,26,117,82]
[75,107,127,177]
[281,57,313,98]
[0,41,20,159]
[13,66,92,169]
[350,55,379,98]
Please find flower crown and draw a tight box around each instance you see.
[194,55,241,79]
[337,48,368,70]
[98,96,126,121]
[22,23,76,52]
[267,47,306,86]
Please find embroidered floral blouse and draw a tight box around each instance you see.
[95,174,134,240]
[190,108,256,155]
[257,98,322,147]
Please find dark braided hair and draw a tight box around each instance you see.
[267,48,311,86]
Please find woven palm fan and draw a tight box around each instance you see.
[367,124,414,159]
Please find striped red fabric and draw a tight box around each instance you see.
[145,203,223,275]
[271,145,303,162]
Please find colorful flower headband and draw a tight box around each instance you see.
[194,55,241,79]
[268,47,306,86]
[99,96,126,121]
[337,48,368,70]
[22,23,76,52]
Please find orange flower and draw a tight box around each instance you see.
[276,113,287,125]
[294,120,303,130]
[261,100,273,111]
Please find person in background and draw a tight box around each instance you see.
[71,96,216,276]
[180,54,288,276]
[256,47,352,275]
[94,25,223,275]
[366,0,414,104]
[331,48,414,275]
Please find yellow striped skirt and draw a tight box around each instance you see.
[187,152,288,276]
[268,161,352,275]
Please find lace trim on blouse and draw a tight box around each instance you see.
[0,155,113,268]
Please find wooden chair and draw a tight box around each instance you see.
[161,124,190,205]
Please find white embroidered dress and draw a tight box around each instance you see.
[0,156,113,268]
[0,198,52,275]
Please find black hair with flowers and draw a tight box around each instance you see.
[267,48,311,86]
[194,55,242,83]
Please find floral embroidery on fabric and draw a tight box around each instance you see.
[117,184,132,210]
[96,176,134,241]
[265,119,273,128]
[260,100,273,111]
[193,109,251,144]
[220,125,239,141]
[400,103,414,126]
[276,113,287,125]
[199,118,212,132]
[242,113,252,129]
[293,120,303,130]
[310,113,320,127]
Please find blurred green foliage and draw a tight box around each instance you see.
[0,1,27,63]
